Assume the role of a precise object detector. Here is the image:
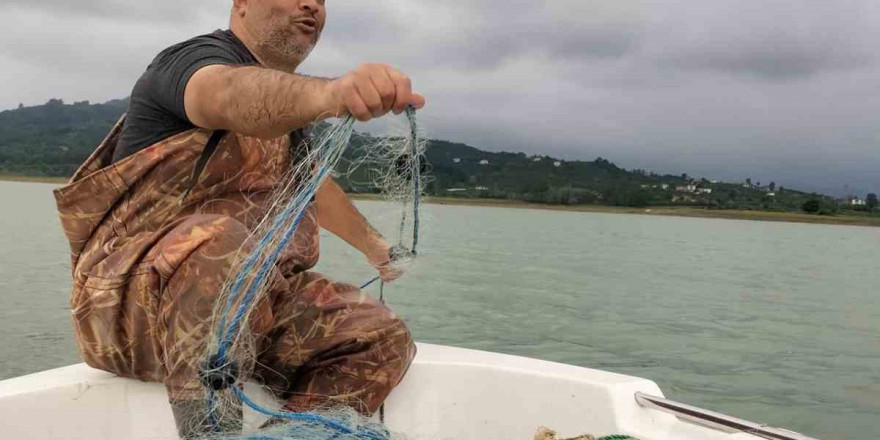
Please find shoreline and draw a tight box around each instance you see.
[353,194,880,228]
[0,175,68,184]
[3,175,878,228]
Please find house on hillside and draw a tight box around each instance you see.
[676,185,698,193]
[479,160,490,165]
[453,158,461,164]
[848,197,867,206]
[671,195,696,203]
[553,161,562,167]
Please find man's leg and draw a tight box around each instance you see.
[255,272,416,415]
[154,215,260,437]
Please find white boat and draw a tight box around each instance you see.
[0,343,817,440]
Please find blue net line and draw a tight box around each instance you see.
[205,108,421,438]
[232,386,390,440]
[407,108,421,254]
[213,119,354,361]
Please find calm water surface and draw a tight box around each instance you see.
[1,181,878,439]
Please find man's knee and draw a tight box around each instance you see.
[355,300,417,382]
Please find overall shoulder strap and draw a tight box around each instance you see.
[179,130,228,204]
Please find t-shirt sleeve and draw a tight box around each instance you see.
[140,38,246,123]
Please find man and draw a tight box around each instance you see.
[53,0,425,436]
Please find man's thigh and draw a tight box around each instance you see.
[254,272,416,414]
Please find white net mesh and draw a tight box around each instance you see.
[181,108,425,440]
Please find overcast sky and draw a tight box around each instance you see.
[3,0,879,196]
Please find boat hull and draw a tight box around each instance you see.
[0,343,763,440]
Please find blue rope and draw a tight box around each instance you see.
[360,276,381,290]
[207,389,218,426]
[203,110,424,438]
[204,123,356,434]
[214,121,350,361]
[215,163,325,355]
[232,387,390,440]
[218,173,325,358]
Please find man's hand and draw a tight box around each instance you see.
[365,238,404,283]
[316,179,407,283]
[327,64,427,122]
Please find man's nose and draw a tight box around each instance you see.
[299,0,322,13]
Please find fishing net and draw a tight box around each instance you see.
[533,427,638,440]
[184,107,427,440]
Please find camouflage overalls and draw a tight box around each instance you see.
[53,117,415,423]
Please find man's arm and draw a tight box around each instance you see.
[184,63,426,138]
[315,178,402,282]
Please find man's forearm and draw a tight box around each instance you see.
[212,66,332,138]
[186,63,425,137]
[315,179,384,254]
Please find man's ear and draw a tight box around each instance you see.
[232,0,248,17]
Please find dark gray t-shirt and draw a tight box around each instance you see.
[113,30,259,163]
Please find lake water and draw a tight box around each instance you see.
[1,180,878,439]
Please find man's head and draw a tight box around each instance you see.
[231,0,326,72]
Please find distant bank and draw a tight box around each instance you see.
[4,174,878,228]
[0,175,68,184]
[356,194,880,228]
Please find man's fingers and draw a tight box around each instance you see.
[372,69,397,115]
[411,93,426,110]
[387,70,413,115]
[344,86,372,122]
[354,77,384,118]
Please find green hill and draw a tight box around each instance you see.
[0,99,129,177]
[1,98,868,215]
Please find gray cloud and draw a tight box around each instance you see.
[5,0,220,23]
[651,1,876,80]
[1,0,878,196]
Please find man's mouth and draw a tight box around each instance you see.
[292,18,317,33]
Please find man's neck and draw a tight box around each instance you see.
[229,21,302,73]
[230,22,267,66]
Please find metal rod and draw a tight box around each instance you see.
[634,392,821,440]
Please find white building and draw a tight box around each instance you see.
[453,158,461,164]
[850,198,867,206]
[553,161,562,167]
[479,160,490,165]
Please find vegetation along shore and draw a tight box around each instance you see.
[2,99,878,228]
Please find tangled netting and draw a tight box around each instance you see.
[189,107,427,440]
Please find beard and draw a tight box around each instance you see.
[254,13,321,72]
